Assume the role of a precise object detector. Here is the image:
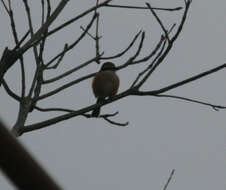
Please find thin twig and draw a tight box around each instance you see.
[35,106,74,113]
[45,13,98,68]
[45,44,68,70]
[117,32,145,70]
[0,0,10,14]
[44,53,103,84]
[41,0,45,25]
[105,4,182,11]
[171,0,191,43]
[163,169,175,190]
[131,39,166,88]
[80,26,98,40]
[84,111,129,127]
[38,73,95,100]
[47,0,112,37]
[103,117,129,127]
[7,0,26,98]
[35,107,128,128]
[94,0,101,64]
[146,3,169,42]
[23,0,41,101]
[8,0,19,44]
[126,32,145,63]
[132,24,175,65]
[100,30,142,60]
[95,12,101,64]
[154,94,226,111]
[22,0,39,63]
[82,111,116,118]
[132,35,165,64]
[38,0,51,68]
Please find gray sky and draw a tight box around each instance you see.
[0,0,226,189]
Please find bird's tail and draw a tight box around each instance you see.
[92,98,103,117]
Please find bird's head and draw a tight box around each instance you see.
[100,62,117,71]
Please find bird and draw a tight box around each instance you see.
[92,62,120,117]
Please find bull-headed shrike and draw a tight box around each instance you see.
[92,62,120,117]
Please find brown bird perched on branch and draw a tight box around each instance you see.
[92,62,120,117]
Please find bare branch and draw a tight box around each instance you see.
[21,0,69,52]
[102,116,129,127]
[84,111,129,127]
[153,94,226,111]
[46,0,51,16]
[133,1,191,89]
[37,0,191,102]
[29,69,44,112]
[47,0,113,36]
[45,44,68,70]
[6,0,26,98]
[126,32,145,63]
[19,59,26,98]
[7,6,19,45]
[131,39,167,88]
[44,54,102,84]
[13,30,30,51]
[94,0,101,64]
[38,73,95,100]
[41,0,45,25]
[134,37,163,64]
[100,111,119,117]
[132,24,175,65]
[45,13,98,68]
[5,0,218,137]
[38,0,51,67]
[2,79,21,101]
[171,0,191,43]
[22,0,41,101]
[163,169,175,190]
[116,32,145,70]
[146,3,169,41]
[20,63,226,135]
[95,13,101,64]
[0,0,69,88]
[104,4,182,11]
[100,30,142,60]
[35,106,74,113]
[20,89,133,134]
[0,0,10,14]
[133,63,226,95]
[35,106,128,127]
[80,26,99,40]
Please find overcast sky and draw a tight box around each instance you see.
[0,0,226,190]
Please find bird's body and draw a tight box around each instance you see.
[92,62,119,117]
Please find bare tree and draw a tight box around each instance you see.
[0,0,225,138]
[2,0,226,189]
